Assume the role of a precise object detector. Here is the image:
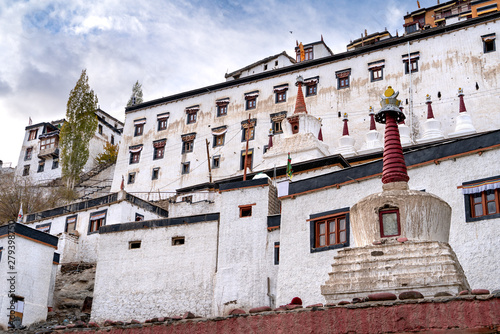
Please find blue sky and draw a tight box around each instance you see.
[0,0,439,167]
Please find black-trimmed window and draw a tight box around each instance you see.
[241,119,256,142]
[369,64,384,82]
[185,106,199,124]
[181,133,196,153]
[134,120,145,136]
[52,158,59,169]
[212,155,220,169]
[98,124,103,135]
[65,215,77,233]
[157,113,169,131]
[129,241,141,249]
[37,160,45,173]
[309,208,350,253]
[240,149,254,170]
[274,85,288,103]
[463,176,500,222]
[28,129,38,141]
[36,223,51,233]
[403,52,419,74]
[216,101,229,117]
[274,242,280,265]
[24,147,32,161]
[153,139,166,160]
[152,167,160,180]
[245,92,258,110]
[128,172,136,184]
[135,213,144,221]
[482,33,496,53]
[181,162,190,174]
[88,210,107,234]
[270,111,286,135]
[336,69,351,89]
[22,165,30,176]
[379,208,401,238]
[129,146,142,164]
[212,127,226,147]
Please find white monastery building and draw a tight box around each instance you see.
[16,0,500,325]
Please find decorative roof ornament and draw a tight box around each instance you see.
[342,112,349,136]
[377,86,409,184]
[375,86,405,124]
[458,87,467,113]
[369,106,376,131]
[426,94,435,119]
[293,75,308,114]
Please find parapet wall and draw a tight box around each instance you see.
[63,295,500,333]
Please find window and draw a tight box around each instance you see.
[153,140,166,160]
[482,34,496,53]
[263,145,269,154]
[240,149,253,170]
[28,129,38,141]
[24,148,32,161]
[36,223,51,233]
[241,119,256,142]
[212,155,220,169]
[65,215,77,233]
[264,64,268,70]
[379,208,401,237]
[172,236,185,245]
[309,208,350,253]
[217,104,228,117]
[129,241,141,249]
[185,106,199,124]
[213,134,225,147]
[463,176,500,222]
[52,159,59,169]
[98,124,103,135]
[135,213,144,221]
[274,242,280,265]
[274,85,288,103]
[129,146,142,164]
[89,210,106,234]
[181,195,192,203]
[181,133,196,153]
[40,137,56,150]
[111,135,115,145]
[270,112,286,134]
[22,165,30,176]
[181,162,190,174]
[239,204,255,217]
[37,160,45,173]
[245,92,259,110]
[128,172,136,184]
[336,69,351,89]
[403,52,420,74]
[157,113,169,131]
[296,47,313,61]
[152,167,160,180]
[369,63,384,82]
[306,83,317,96]
[134,119,146,136]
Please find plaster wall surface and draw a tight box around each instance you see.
[215,185,276,314]
[0,235,55,328]
[111,18,500,194]
[91,220,219,322]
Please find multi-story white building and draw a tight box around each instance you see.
[15,109,123,184]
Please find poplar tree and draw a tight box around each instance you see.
[60,69,98,189]
[127,80,143,106]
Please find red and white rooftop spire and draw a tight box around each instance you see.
[294,76,308,114]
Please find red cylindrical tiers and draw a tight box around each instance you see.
[382,112,409,184]
[294,82,308,114]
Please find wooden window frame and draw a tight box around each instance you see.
[88,210,107,234]
[314,216,347,248]
[213,133,225,147]
[240,149,254,170]
[212,155,220,169]
[22,165,30,176]
[134,124,144,136]
[153,146,165,160]
[152,167,160,180]
[379,208,401,238]
[239,203,256,218]
[470,189,500,218]
[276,91,287,103]
[274,242,280,265]
[24,148,32,161]
[129,151,141,164]
[37,160,45,173]
[370,67,384,82]
[172,236,185,246]
[246,98,256,110]
[65,215,77,233]
[338,77,349,89]
[309,208,350,253]
[127,172,136,184]
[217,105,228,117]
[241,127,255,142]
[404,59,419,74]
[40,137,57,150]
[129,241,141,249]
[182,140,194,153]
[158,119,168,131]
[306,84,317,96]
[187,112,197,124]
[28,129,38,141]
[181,162,190,174]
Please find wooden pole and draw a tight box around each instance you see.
[206,138,212,183]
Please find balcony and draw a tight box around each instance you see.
[38,147,59,159]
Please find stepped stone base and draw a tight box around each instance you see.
[321,241,469,303]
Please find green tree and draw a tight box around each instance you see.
[60,69,98,189]
[127,80,143,106]
[95,142,119,165]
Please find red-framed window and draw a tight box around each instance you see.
[134,123,144,136]
[217,105,228,117]
[246,98,256,110]
[315,215,347,248]
[470,189,500,218]
[276,91,286,103]
[28,129,38,141]
[306,84,317,96]
[379,208,401,237]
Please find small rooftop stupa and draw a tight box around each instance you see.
[263,76,330,165]
[449,88,476,138]
[321,87,469,302]
[416,94,445,144]
[334,113,357,157]
[359,106,383,154]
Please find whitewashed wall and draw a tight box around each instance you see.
[276,146,500,306]
[111,18,500,195]
[91,220,219,322]
[0,235,56,329]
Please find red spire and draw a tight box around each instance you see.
[426,95,435,119]
[375,87,409,184]
[458,88,467,113]
[369,106,376,130]
[318,122,323,141]
[342,113,349,136]
[294,79,308,114]
[268,129,273,149]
